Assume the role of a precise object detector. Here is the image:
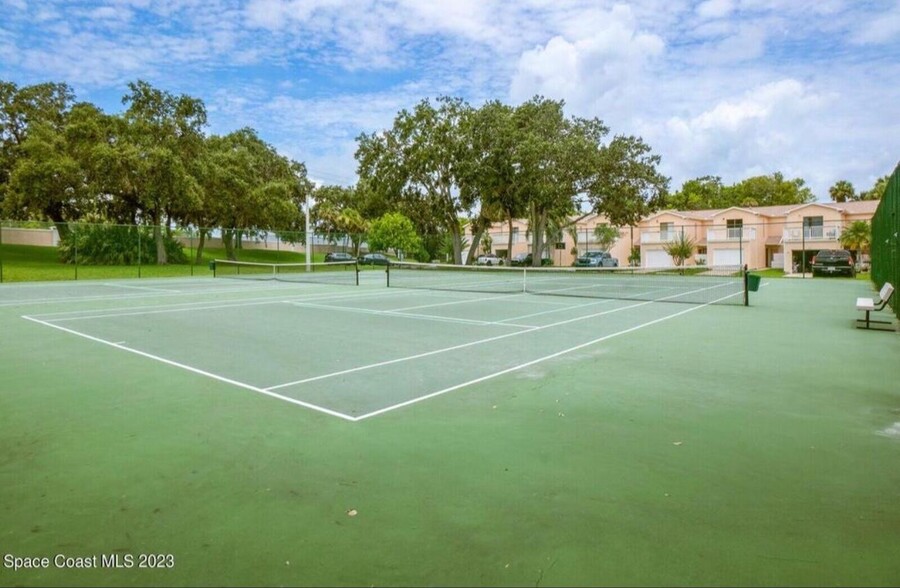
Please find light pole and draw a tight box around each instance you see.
[305,192,312,272]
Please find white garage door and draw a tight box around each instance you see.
[643,249,673,268]
[711,248,742,267]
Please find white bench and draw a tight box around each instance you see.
[856,282,895,330]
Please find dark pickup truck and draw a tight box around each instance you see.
[811,249,855,277]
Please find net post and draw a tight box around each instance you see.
[386,261,391,287]
[743,264,749,306]
[355,260,359,286]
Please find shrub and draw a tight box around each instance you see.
[58,224,187,265]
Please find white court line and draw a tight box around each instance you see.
[27,285,427,321]
[0,281,314,308]
[0,273,415,309]
[266,280,742,393]
[493,288,668,323]
[265,299,649,391]
[284,300,530,328]
[20,282,745,423]
[46,299,288,321]
[101,283,182,293]
[353,289,742,421]
[389,293,510,312]
[20,315,357,422]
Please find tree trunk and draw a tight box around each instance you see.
[449,220,462,264]
[465,225,485,265]
[506,215,514,265]
[194,228,207,264]
[223,229,236,260]
[530,206,544,267]
[154,222,168,265]
[53,221,71,241]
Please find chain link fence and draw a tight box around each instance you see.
[0,220,368,283]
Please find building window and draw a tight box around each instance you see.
[660,222,673,240]
[726,219,743,239]
[803,216,823,239]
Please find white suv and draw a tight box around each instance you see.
[475,254,503,266]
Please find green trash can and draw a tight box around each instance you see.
[208,260,216,272]
[747,273,761,292]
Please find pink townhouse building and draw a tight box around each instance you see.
[471,200,878,272]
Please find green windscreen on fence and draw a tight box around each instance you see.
[870,163,900,319]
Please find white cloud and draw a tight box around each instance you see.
[650,80,827,184]
[639,73,900,197]
[509,4,664,118]
[699,24,767,64]
[852,3,900,44]
[697,0,735,19]
[2,0,898,197]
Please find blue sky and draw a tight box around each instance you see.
[2,0,899,199]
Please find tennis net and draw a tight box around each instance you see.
[213,260,359,286]
[386,262,747,305]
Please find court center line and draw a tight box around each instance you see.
[20,315,357,422]
[352,289,742,421]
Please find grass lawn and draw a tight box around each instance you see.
[0,243,335,283]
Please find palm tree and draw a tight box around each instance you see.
[839,220,871,270]
[663,232,695,271]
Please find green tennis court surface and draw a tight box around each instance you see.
[1,274,898,586]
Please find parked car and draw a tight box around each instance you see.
[811,249,855,277]
[510,253,552,267]
[475,254,503,266]
[573,251,619,268]
[324,251,355,263]
[358,252,390,265]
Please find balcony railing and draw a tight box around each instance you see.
[641,231,682,244]
[707,227,756,242]
[782,224,842,242]
[486,232,525,244]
